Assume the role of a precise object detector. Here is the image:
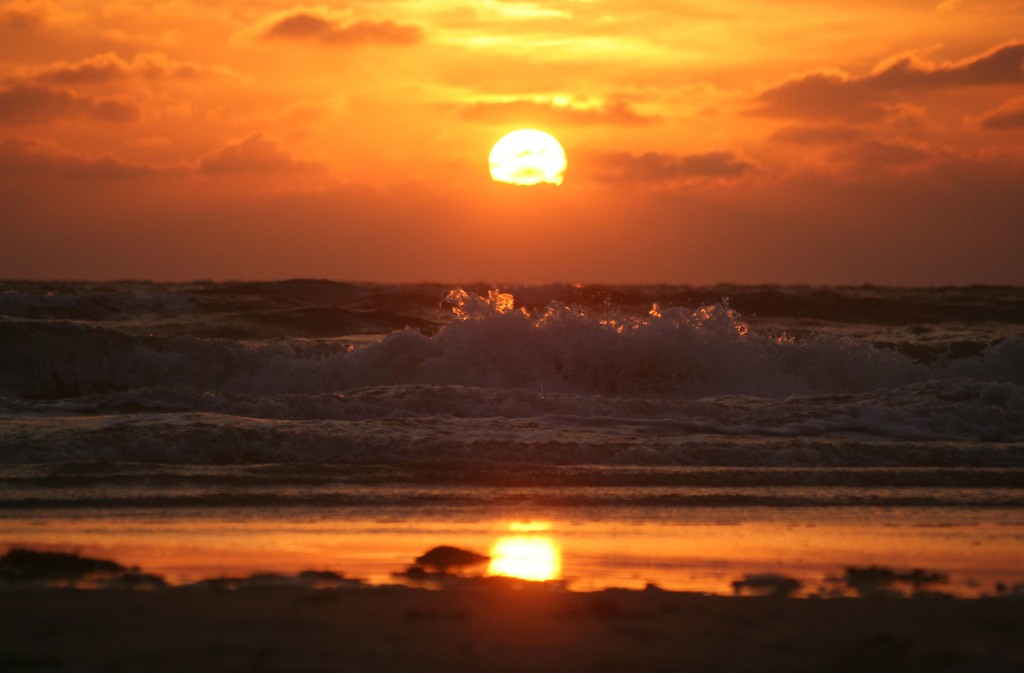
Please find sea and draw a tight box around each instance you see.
[1,281,1023,594]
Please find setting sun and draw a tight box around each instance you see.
[487,535,562,582]
[488,129,567,186]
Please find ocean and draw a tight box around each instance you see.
[2,281,1023,594]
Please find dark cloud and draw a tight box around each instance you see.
[0,137,150,178]
[872,42,1024,89]
[3,141,1023,285]
[1,133,323,181]
[755,73,888,121]
[833,138,937,169]
[262,12,421,46]
[1,133,324,181]
[755,41,1024,119]
[770,125,864,145]
[27,52,234,86]
[91,98,138,123]
[0,84,139,124]
[199,134,324,174]
[977,96,1024,130]
[0,7,42,31]
[33,53,127,85]
[770,124,941,174]
[462,98,656,126]
[587,149,753,184]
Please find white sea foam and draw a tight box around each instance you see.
[2,288,1021,398]
[2,285,1022,469]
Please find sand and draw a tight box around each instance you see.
[2,585,1022,673]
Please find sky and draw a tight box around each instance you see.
[1,0,1023,285]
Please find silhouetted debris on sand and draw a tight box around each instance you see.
[413,546,490,573]
[841,566,949,596]
[297,570,364,588]
[0,548,129,582]
[732,573,802,597]
[184,571,364,591]
[298,570,345,583]
[995,582,1024,596]
[900,568,949,589]
[98,572,168,590]
[393,565,559,592]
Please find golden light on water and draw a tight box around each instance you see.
[487,535,562,582]
[508,521,551,533]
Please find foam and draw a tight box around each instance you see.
[2,288,1022,466]
[3,288,1020,399]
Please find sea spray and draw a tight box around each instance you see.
[1,282,1021,471]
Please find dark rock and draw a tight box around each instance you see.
[414,546,489,572]
[0,548,127,581]
[732,573,802,597]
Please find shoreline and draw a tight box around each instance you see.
[5,504,1024,598]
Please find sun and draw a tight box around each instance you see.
[489,129,567,186]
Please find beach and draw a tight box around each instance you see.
[3,583,1023,673]
[2,281,1022,670]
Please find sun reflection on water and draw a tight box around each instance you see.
[487,529,562,582]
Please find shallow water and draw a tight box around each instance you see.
[3,503,1022,596]
[2,282,1022,594]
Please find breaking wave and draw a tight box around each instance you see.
[2,287,1022,401]
[2,284,1022,470]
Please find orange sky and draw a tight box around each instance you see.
[2,0,1023,284]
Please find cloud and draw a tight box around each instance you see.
[833,138,939,170]
[199,134,324,174]
[0,5,42,31]
[0,84,139,124]
[770,125,864,145]
[3,139,1024,285]
[0,0,80,32]
[0,137,151,178]
[22,51,237,86]
[461,98,656,125]
[870,42,1024,88]
[755,71,887,121]
[0,133,325,181]
[586,149,753,184]
[30,52,126,85]
[767,125,943,176]
[755,41,1024,119]
[975,95,1024,130]
[261,10,421,46]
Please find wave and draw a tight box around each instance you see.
[2,286,1022,470]
[2,376,1023,436]
[5,493,1024,510]
[4,461,1024,509]
[2,407,1023,465]
[2,479,1023,510]
[6,463,1024,488]
[5,280,1024,324]
[2,288,1023,401]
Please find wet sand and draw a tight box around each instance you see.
[2,585,1022,673]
